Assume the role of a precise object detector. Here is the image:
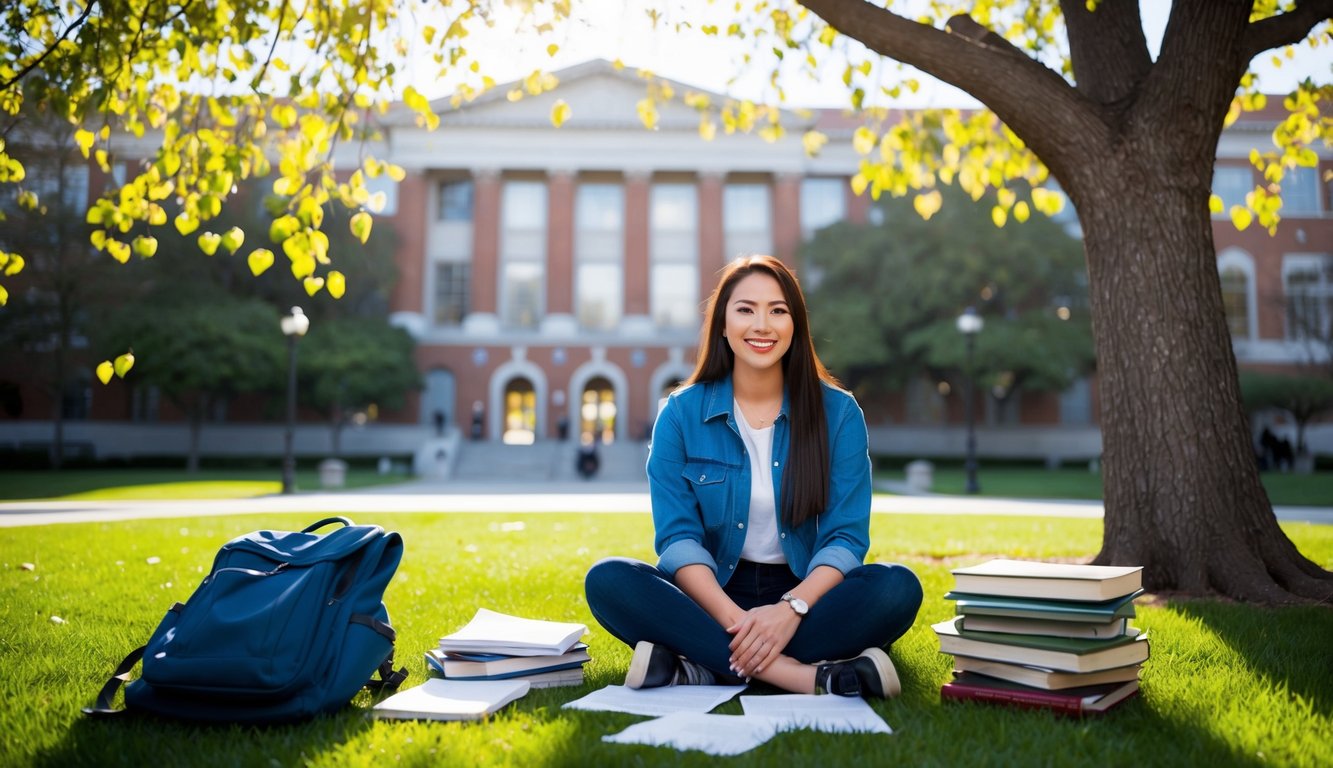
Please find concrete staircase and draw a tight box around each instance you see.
[450,439,648,484]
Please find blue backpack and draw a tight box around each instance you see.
[85,517,408,723]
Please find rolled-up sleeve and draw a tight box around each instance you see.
[648,396,718,576]
[805,394,872,576]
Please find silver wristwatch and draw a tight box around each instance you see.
[780,592,808,616]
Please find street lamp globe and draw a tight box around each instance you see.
[956,305,984,335]
[281,306,310,338]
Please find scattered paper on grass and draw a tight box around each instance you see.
[603,712,781,755]
[563,685,747,717]
[740,694,893,734]
[50,616,65,624]
[146,556,161,565]
[19,563,35,571]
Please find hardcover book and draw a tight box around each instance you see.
[952,657,1143,690]
[933,618,1150,673]
[946,590,1142,623]
[940,672,1140,716]
[958,614,1128,639]
[950,559,1144,602]
[425,644,590,680]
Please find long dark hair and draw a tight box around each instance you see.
[685,255,841,528]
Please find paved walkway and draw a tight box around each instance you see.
[2,477,1330,527]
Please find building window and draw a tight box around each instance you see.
[1282,254,1333,341]
[1212,166,1252,214]
[434,263,471,326]
[575,183,624,331]
[724,182,773,258]
[1059,377,1092,425]
[500,180,547,329]
[502,377,537,445]
[1281,166,1319,216]
[438,180,474,222]
[800,177,846,240]
[580,376,617,445]
[650,183,699,330]
[131,385,160,423]
[1220,266,1250,338]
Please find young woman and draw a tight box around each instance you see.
[584,255,922,698]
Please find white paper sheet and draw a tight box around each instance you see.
[561,684,747,717]
[438,608,587,656]
[740,694,893,734]
[602,712,782,755]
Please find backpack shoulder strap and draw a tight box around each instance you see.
[81,645,145,718]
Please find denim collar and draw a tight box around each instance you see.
[702,376,790,424]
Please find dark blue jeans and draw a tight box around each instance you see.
[584,557,923,678]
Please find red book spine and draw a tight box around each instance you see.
[940,681,1085,714]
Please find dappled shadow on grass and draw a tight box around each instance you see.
[33,704,379,768]
[1167,598,1333,715]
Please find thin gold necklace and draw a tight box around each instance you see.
[737,399,781,428]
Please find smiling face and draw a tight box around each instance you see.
[723,271,794,378]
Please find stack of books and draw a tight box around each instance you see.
[426,608,590,689]
[932,559,1149,716]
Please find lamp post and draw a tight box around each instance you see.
[956,306,984,494]
[280,306,310,494]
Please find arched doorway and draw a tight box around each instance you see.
[580,376,617,445]
[502,377,537,445]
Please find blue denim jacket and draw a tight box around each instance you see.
[648,375,872,586]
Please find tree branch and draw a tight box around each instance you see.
[1062,0,1152,108]
[0,0,98,92]
[1244,0,1333,60]
[798,0,1112,186]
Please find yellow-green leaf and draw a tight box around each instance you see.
[852,126,877,156]
[3,254,24,276]
[327,270,346,299]
[95,361,114,385]
[1013,201,1031,223]
[220,226,245,254]
[349,211,372,244]
[802,130,828,157]
[551,99,571,128]
[913,190,943,220]
[1208,194,1224,214]
[113,351,134,378]
[991,206,1008,227]
[303,276,325,296]
[107,240,131,264]
[1229,206,1253,231]
[174,212,199,236]
[132,235,158,258]
[75,129,95,158]
[0,283,7,306]
[247,247,275,276]
[90,230,107,251]
[197,232,221,255]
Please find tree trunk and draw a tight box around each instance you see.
[1079,145,1332,604]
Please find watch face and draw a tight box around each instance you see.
[783,594,808,615]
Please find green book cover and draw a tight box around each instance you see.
[945,590,1141,623]
[943,616,1145,654]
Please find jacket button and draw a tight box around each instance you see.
[737,523,744,529]
[699,474,706,482]
[780,533,786,539]
[773,461,779,467]
[729,563,735,570]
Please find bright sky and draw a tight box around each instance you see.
[420,1,1329,108]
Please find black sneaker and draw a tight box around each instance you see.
[815,648,901,698]
[624,641,717,689]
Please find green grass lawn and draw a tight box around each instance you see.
[888,466,1333,507]
[0,468,412,501]
[1,511,1330,767]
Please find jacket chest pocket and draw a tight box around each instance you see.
[684,463,730,531]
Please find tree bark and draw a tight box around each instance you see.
[799,0,1333,603]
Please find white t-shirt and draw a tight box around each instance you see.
[736,400,785,564]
